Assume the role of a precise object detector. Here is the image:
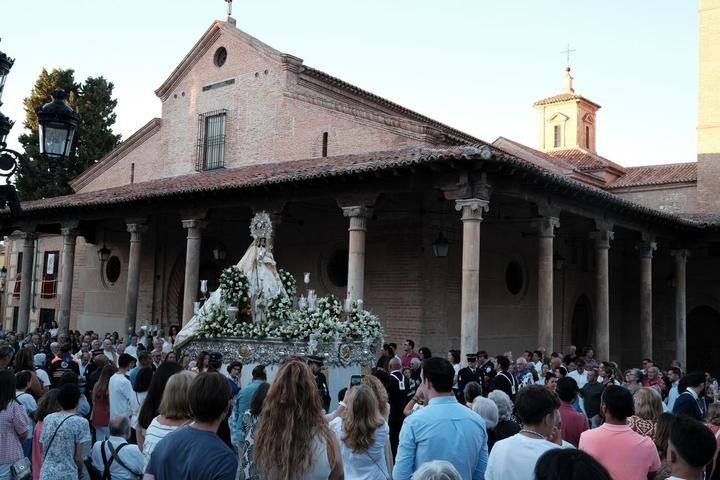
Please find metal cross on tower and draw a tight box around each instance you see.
[225,0,232,16]
[561,44,576,69]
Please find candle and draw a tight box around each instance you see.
[200,280,208,294]
[193,302,201,315]
[308,290,317,310]
[344,296,352,313]
[303,272,311,285]
[299,295,307,310]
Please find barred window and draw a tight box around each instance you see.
[195,109,227,171]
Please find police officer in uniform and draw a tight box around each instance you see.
[478,350,496,395]
[307,355,331,412]
[457,352,483,401]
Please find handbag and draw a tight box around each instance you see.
[10,457,31,480]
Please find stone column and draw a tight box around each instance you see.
[124,221,147,334]
[58,224,79,332]
[638,240,656,361]
[181,219,207,325]
[455,198,489,360]
[341,206,370,302]
[591,227,613,361]
[672,250,689,368]
[534,216,560,352]
[17,232,37,335]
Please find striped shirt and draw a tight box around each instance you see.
[142,416,191,468]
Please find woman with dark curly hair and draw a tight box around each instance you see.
[254,358,343,480]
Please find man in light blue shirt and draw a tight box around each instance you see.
[393,357,488,480]
[666,367,682,411]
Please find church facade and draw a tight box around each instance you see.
[3,1,720,372]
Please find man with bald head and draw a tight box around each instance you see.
[90,416,144,479]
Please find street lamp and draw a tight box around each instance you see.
[36,88,80,160]
[0,41,14,104]
[432,232,450,258]
[0,40,81,217]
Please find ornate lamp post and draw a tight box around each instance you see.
[0,40,80,216]
[36,89,80,160]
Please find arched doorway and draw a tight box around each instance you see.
[687,305,720,375]
[571,295,593,350]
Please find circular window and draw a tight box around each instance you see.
[105,256,121,284]
[505,261,524,295]
[213,47,227,67]
[327,250,348,288]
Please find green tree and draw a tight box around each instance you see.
[15,70,121,200]
[75,76,121,180]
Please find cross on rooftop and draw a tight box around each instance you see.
[225,0,232,16]
[561,44,576,69]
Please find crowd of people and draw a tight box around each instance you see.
[1,324,720,480]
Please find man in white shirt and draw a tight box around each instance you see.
[33,353,51,390]
[486,385,561,480]
[125,334,139,359]
[91,416,144,480]
[103,338,119,366]
[109,354,134,419]
[568,360,588,389]
[666,367,682,411]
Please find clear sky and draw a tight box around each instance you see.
[0,0,698,167]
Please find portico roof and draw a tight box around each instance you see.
[2,145,705,231]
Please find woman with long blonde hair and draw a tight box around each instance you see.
[330,384,389,479]
[254,358,343,480]
[361,375,389,420]
[628,387,663,438]
[139,370,194,468]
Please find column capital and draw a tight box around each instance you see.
[126,222,148,234]
[342,205,371,219]
[636,241,657,259]
[342,206,371,232]
[455,198,490,222]
[181,219,208,230]
[532,216,560,238]
[337,194,378,211]
[590,229,614,249]
[17,231,38,243]
[60,225,80,237]
[671,249,690,261]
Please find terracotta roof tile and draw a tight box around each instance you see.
[18,146,477,213]
[8,145,702,230]
[548,149,626,173]
[607,162,697,189]
[533,93,601,109]
[492,137,575,174]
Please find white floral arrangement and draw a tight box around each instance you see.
[219,266,250,307]
[196,305,233,338]
[195,293,383,343]
[277,269,297,298]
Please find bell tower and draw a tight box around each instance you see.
[697,0,720,212]
[533,68,601,154]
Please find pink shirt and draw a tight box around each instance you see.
[401,352,420,368]
[559,402,588,447]
[579,423,661,480]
